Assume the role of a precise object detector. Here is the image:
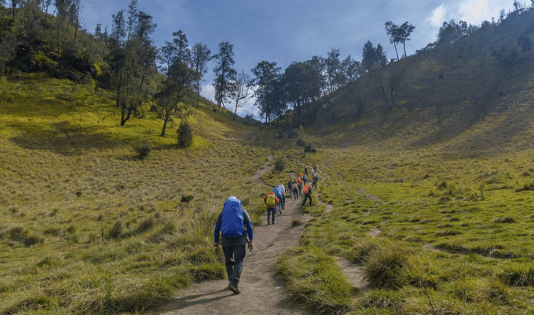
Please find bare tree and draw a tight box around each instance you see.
[373,66,408,114]
[228,71,253,121]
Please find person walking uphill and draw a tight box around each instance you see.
[264,191,279,225]
[302,182,313,206]
[214,197,254,295]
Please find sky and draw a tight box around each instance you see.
[80,0,521,118]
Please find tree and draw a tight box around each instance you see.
[398,22,415,58]
[324,48,345,94]
[373,66,408,114]
[228,71,253,121]
[362,41,387,72]
[108,7,158,126]
[341,55,360,82]
[190,42,211,108]
[172,30,190,64]
[284,62,322,122]
[158,41,176,74]
[518,36,532,52]
[251,60,281,123]
[212,41,236,108]
[156,60,196,136]
[385,21,401,60]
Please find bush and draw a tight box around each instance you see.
[177,121,193,147]
[108,220,123,239]
[363,245,409,290]
[274,157,285,172]
[296,138,306,147]
[133,138,151,160]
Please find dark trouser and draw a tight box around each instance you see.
[280,194,285,209]
[293,188,298,200]
[298,184,302,195]
[302,193,312,206]
[313,180,318,188]
[222,245,246,285]
[267,207,276,223]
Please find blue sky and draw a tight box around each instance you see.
[81,0,520,117]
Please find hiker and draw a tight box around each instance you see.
[303,173,308,185]
[277,184,286,214]
[292,181,299,200]
[213,197,254,294]
[313,163,317,172]
[302,182,313,206]
[304,167,308,176]
[273,185,284,214]
[312,173,319,188]
[264,191,279,225]
[287,180,294,199]
[297,178,302,196]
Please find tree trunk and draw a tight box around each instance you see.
[120,106,131,126]
[161,113,169,136]
[394,43,399,60]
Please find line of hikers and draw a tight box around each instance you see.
[262,167,319,225]
[213,164,320,294]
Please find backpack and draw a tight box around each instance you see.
[273,186,281,198]
[299,173,303,179]
[303,174,307,181]
[303,184,310,194]
[292,183,298,190]
[221,197,244,238]
[266,194,276,206]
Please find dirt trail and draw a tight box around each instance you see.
[157,155,309,315]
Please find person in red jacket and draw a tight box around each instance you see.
[263,191,279,225]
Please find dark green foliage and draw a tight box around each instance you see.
[274,157,285,172]
[133,138,151,160]
[176,121,193,147]
[108,220,123,239]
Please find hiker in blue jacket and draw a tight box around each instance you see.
[214,197,254,294]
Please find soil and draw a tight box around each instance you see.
[157,156,311,315]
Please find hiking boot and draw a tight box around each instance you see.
[272,221,275,224]
[228,283,240,294]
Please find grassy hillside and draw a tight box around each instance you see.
[0,73,281,314]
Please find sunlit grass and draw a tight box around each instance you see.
[0,73,273,314]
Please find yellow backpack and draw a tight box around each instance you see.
[266,194,276,206]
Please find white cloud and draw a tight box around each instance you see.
[427,4,447,27]
[457,0,500,24]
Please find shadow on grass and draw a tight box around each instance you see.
[156,288,232,313]
[9,122,122,155]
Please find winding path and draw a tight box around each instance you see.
[157,156,309,315]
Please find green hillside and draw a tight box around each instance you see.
[3,3,534,315]
[0,73,284,314]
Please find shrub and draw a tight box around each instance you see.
[133,138,151,160]
[363,245,409,290]
[274,157,285,172]
[177,121,193,147]
[108,220,123,239]
[135,217,154,234]
[296,138,306,147]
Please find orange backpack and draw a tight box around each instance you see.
[303,184,310,194]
